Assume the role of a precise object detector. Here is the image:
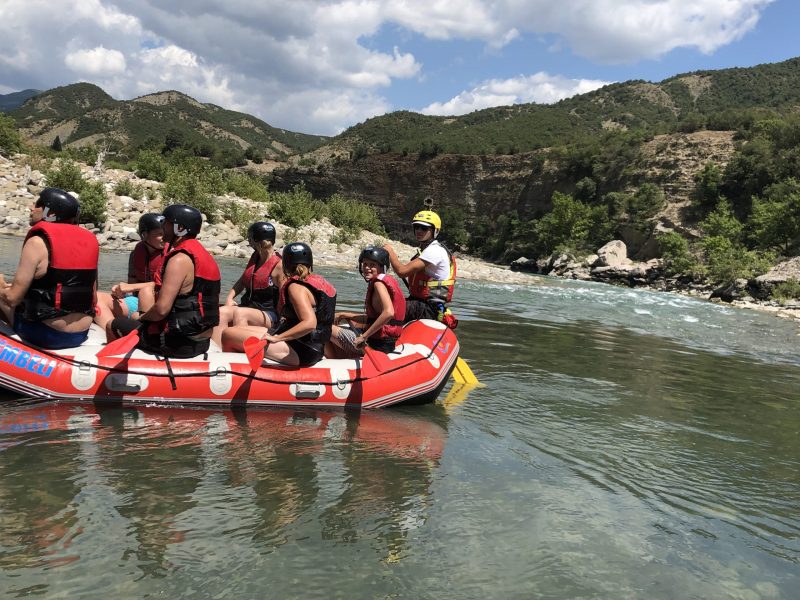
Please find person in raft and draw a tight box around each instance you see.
[108,204,221,359]
[213,221,285,346]
[383,209,457,327]
[95,212,165,330]
[222,242,336,367]
[327,246,406,358]
[0,188,99,349]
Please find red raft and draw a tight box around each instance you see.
[0,319,459,409]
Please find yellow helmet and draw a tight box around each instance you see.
[412,210,441,234]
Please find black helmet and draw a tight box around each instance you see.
[138,212,165,235]
[162,204,202,237]
[36,187,79,223]
[282,242,313,272]
[358,246,389,274]
[247,221,276,244]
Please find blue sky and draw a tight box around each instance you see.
[1,0,798,136]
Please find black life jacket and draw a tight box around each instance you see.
[154,238,220,337]
[276,274,336,349]
[240,251,281,312]
[130,241,165,285]
[365,274,406,340]
[16,221,98,321]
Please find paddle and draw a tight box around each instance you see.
[97,329,140,358]
[243,336,269,370]
[452,356,480,385]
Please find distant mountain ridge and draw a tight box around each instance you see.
[9,82,328,158]
[324,56,800,156]
[0,89,43,112]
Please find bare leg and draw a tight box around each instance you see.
[95,291,127,331]
[211,305,238,347]
[232,306,273,328]
[221,325,300,366]
[137,284,156,313]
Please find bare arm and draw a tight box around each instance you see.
[265,283,316,342]
[383,243,427,279]
[0,236,48,307]
[225,273,246,306]
[355,281,394,345]
[139,253,191,321]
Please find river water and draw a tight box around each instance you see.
[0,236,798,599]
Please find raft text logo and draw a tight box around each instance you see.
[0,339,56,377]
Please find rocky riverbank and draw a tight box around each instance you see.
[511,239,800,324]
[0,153,538,285]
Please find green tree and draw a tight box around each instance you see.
[628,183,665,224]
[658,231,697,276]
[0,113,22,155]
[50,135,63,152]
[533,192,600,255]
[700,199,744,243]
[693,162,723,213]
[748,178,800,255]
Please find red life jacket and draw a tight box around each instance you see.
[276,273,337,348]
[17,221,98,321]
[365,274,406,340]
[240,251,281,311]
[130,241,165,285]
[153,238,220,337]
[407,240,456,303]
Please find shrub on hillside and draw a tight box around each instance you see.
[223,171,268,203]
[78,181,108,225]
[533,192,611,256]
[44,159,85,193]
[0,113,22,155]
[771,279,800,304]
[161,159,225,223]
[326,194,384,236]
[221,201,263,238]
[701,235,772,286]
[657,232,698,277]
[269,184,326,228]
[113,178,144,200]
[133,149,170,181]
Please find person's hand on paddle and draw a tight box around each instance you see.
[353,335,367,349]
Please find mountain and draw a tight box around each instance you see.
[319,56,800,156]
[10,82,328,158]
[0,89,43,112]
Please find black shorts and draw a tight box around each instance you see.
[404,299,438,322]
[110,317,210,359]
[287,339,324,367]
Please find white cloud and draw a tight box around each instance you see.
[65,46,127,76]
[421,72,612,115]
[0,0,776,134]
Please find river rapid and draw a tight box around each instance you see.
[0,237,798,599]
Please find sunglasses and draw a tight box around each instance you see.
[413,224,433,231]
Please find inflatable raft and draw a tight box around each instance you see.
[0,319,459,409]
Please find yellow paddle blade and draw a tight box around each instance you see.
[442,382,476,412]
[452,357,480,386]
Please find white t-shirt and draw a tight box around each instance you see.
[418,241,451,281]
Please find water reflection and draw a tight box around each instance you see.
[0,400,449,590]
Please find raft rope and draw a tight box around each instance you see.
[1,328,451,388]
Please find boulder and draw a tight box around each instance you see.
[595,240,631,268]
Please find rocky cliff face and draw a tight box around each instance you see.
[269,151,557,238]
[269,131,738,241]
